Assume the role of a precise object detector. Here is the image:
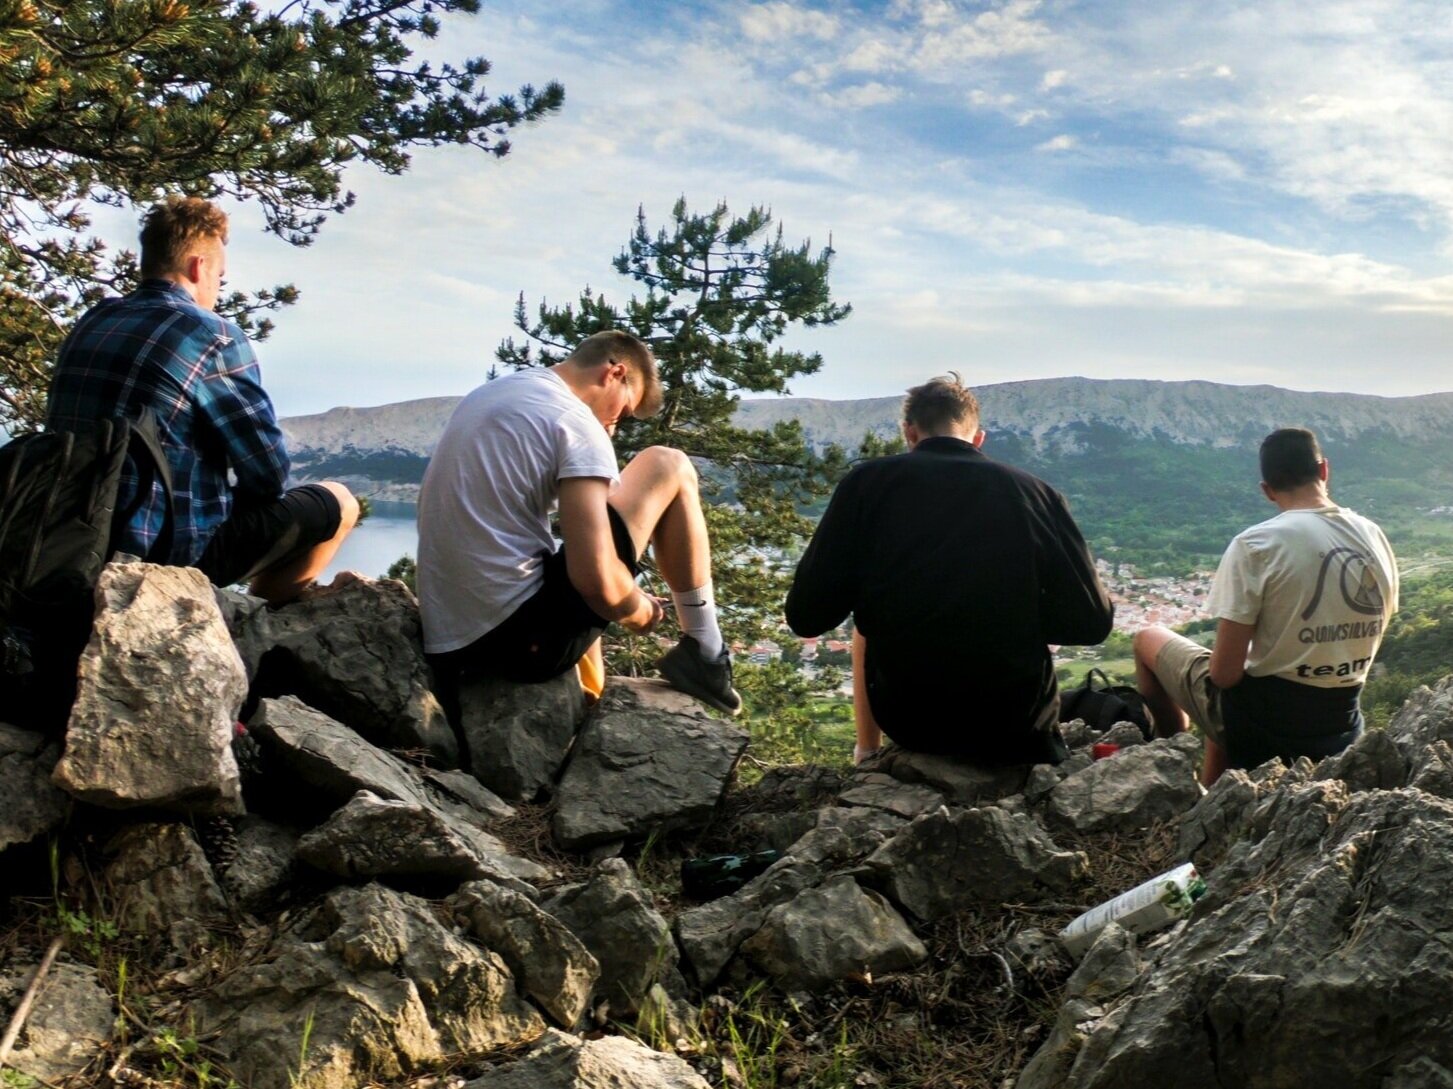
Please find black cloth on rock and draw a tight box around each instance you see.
[785,436,1114,764]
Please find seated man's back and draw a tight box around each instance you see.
[786,374,1113,764]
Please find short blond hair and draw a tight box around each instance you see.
[568,330,663,418]
[903,372,980,436]
[139,196,229,279]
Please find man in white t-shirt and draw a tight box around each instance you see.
[1133,428,1398,785]
[418,330,740,715]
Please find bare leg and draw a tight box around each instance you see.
[609,447,711,591]
[1201,737,1229,787]
[852,629,883,761]
[249,482,360,605]
[1133,626,1189,739]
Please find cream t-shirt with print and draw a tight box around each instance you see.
[1206,506,1398,688]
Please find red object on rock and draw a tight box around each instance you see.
[1092,742,1120,761]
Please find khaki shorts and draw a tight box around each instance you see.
[1152,633,1227,747]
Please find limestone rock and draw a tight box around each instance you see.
[451,879,600,1028]
[1312,727,1407,791]
[105,822,230,956]
[296,789,489,882]
[868,745,1031,805]
[1176,768,1260,872]
[0,960,114,1082]
[246,575,457,764]
[1045,733,1202,833]
[738,876,927,991]
[1410,740,1453,799]
[248,697,548,885]
[459,672,586,801]
[465,1029,710,1088]
[552,679,748,850]
[0,723,67,850]
[542,858,684,1018]
[676,808,904,989]
[1099,721,1150,749]
[867,806,1088,920]
[1022,787,1453,1088]
[423,767,515,821]
[219,815,299,914]
[837,772,946,819]
[1386,676,1453,766]
[54,562,245,813]
[197,883,544,1089]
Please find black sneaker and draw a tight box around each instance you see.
[656,636,743,716]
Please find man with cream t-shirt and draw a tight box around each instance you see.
[1133,428,1398,785]
[418,330,741,716]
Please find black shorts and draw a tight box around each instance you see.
[432,506,639,684]
[197,484,343,588]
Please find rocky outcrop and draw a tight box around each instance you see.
[867,805,1088,920]
[197,883,545,1089]
[465,1029,712,1088]
[543,858,685,1019]
[460,672,586,801]
[53,562,245,813]
[451,880,600,1028]
[1044,733,1202,832]
[105,821,230,957]
[296,789,496,882]
[553,680,748,850]
[229,577,457,765]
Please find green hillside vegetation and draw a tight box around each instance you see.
[1363,566,1453,726]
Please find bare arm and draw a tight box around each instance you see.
[1208,619,1255,689]
[557,477,662,633]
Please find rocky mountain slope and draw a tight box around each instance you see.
[281,377,1453,563]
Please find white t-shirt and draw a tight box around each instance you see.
[1207,505,1399,688]
[417,368,619,653]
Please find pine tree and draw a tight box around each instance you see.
[0,0,563,428]
[498,198,886,666]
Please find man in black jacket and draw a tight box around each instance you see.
[785,374,1114,766]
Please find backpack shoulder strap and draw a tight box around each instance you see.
[115,408,176,563]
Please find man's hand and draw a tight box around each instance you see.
[619,592,667,635]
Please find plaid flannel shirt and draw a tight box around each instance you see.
[46,280,290,564]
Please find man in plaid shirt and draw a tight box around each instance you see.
[47,197,359,603]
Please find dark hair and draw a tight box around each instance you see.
[903,372,980,435]
[139,196,229,279]
[1260,428,1324,490]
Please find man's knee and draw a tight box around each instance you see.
[630,445,697,491]
[318,481,361,535]
[1133,625,1171,665]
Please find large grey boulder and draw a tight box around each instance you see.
[1021,786,1453,1089]
[738,876,927,991]
[465,1029,710,1089]
[248,697,548,885]
[676,808,905,988]
[105,822,230,957]
[460,672,586,801]
[1385,676,1453,767]
[54,562,245,813]
[197,883,544,1089]
[837,772,945,818]
[553,680,748,850]
[867,806,1088,920]
[296,789,493,882]
[0,723,67,850]
[865,745,1031,805]
[542,858,684,1019]
[1044,733,1202,833]
[0,960,114,1083]
[243,575,457,764]
[451,879,600,1028]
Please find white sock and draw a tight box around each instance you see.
[672,583,724,660]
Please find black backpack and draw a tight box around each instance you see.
[0,410,174,729]
[1058,667,1152,739]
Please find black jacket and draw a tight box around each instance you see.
[785,436,1113,760]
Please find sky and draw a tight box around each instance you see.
[128,0,1453,415]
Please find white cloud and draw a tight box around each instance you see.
[738,2,839,43]
[819,81,903,109]
[1036,133,1077,152]
[1041,68,1068,89]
